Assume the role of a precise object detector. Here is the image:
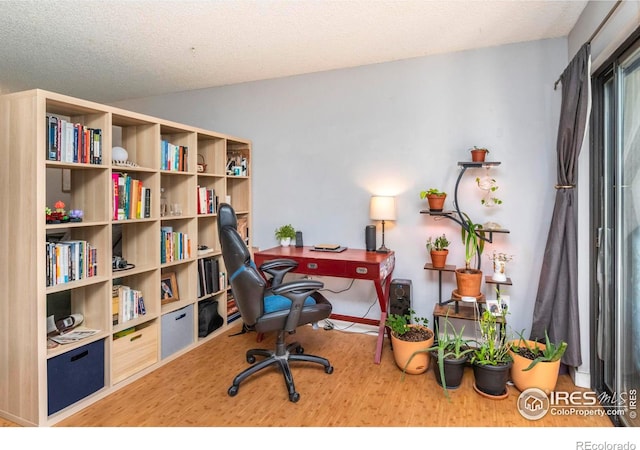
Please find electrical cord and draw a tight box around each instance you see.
[319,278,355,294]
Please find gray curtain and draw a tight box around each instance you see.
[530,43,591,367]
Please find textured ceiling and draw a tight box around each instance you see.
[0,0,587,103]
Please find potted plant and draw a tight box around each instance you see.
[470,146,490,162]
[405,316,474,400]
[274,224,296,246]
[454,213,485,297]
[419,188,447,212]
[426,233,450,268]
[487,251,513,282]
[470,309,512,398]
[385,309,434,374]
[508,330,567,394]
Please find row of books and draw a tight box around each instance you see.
[197,257,224,298]
[112,284,146,325]
[160,226,192,264]
[46,240,98,287]
[161,140,188,171]
[227,292,240,324]
[196,186,218,215]
[46,115,103,164]
[112,173,151,220]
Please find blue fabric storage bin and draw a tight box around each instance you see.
[47,338,105,415]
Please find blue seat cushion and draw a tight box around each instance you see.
[263,294,316,314]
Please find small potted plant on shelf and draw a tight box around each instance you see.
[454,213,485,297]
[470,146,490,162]
[385,309,434,374]
[470,309,512,398]
[508,330,567,394]
[419,188,447,212]
[426,233,450,269]
[274,224,296,246]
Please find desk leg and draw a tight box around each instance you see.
[374,275,392,364]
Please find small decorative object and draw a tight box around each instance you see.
[46,201,70,223]
[161,272,179,305]
[275,224,296,246]
[476,171,503,207]
[112,146,139,167]
[488,251,513,282]
[112,146,128,162]
[419,188,446,212]
[68,209,84,222]
[470,146,489,162]
[197,154,207,173]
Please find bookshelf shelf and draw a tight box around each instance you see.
[0,89,251,426]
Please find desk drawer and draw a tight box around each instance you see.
[296,257,346,277]
[345,261,381,280]
[112,321,158,384]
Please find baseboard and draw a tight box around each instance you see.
[570,366,591,389]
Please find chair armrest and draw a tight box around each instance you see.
[271,279,324,332]
[260,258,298,287]
[271,279,323,296]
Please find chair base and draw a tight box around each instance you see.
[228,332,334,402]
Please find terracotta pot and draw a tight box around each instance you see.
[470,149,488,162]
[508,339,561,394]
[389,325,435,374]
[426,194,446,212]
[455,268,483,297]
[430,249,449,269]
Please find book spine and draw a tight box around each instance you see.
[112,173,119,220]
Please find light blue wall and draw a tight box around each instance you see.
[114,38,566,345]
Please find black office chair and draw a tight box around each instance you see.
[217,203,334,402]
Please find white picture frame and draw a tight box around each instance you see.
[485,299,502,316]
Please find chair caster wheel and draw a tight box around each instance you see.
[296,346,304,354]
[289,392,300,402]
[247,355,256,364]
[325,365,334,374]
[228,386,239,397]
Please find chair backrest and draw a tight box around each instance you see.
[217,203,266,326]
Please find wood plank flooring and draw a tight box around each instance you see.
[0,323,614,427]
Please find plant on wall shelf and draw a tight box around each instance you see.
[420,188,447,212]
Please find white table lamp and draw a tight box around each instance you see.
[369,196,396,253]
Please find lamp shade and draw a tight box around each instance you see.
[370,196,396,221]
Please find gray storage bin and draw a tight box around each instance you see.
[161,304,194,359]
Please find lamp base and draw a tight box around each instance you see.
[376,245,390,253]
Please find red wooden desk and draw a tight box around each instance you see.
[254,246,395,364]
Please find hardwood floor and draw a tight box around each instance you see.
[0,323,614,428]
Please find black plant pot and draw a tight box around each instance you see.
[432,354,467,389]
[472,362,512,396]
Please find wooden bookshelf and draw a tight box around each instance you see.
[0,89,251,426]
